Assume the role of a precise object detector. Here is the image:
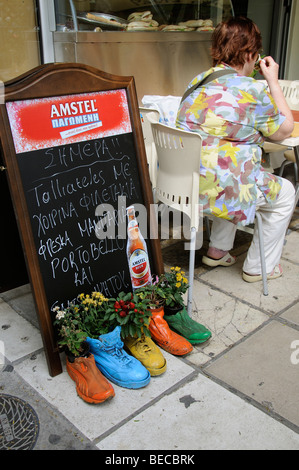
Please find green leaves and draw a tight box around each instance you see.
[102,291,152,339]
[53,267,188,355]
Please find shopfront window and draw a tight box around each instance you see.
[54,0,234,31]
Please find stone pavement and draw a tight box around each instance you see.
[1,208,299,450]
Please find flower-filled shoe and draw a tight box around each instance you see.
[149,307,193,356]
[66,353,115,404]
[164,307,212,344]
[124,334,167,376]
[86,326,151,389]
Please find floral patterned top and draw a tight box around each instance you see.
[176,64,286,225]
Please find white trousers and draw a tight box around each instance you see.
[209,178,295,274]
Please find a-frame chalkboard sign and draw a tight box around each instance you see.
[0,63,164,377]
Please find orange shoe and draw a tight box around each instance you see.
[66,354,115,404]
[149,307,193,356]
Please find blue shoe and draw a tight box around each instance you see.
[86,326,151,389]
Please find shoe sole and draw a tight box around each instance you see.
[153,340,193,356]
[168,328,212,345]
[187,334,212,344]
[93,357,151,389]
[202,254,236,267]
[166,320,212,344]
[242,269,283,283]
[66,362,115,404]
[147,360,167,376]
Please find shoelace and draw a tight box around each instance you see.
[100,341,132,363]
[134,336,151,352]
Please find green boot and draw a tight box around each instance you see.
[164,307,211,344]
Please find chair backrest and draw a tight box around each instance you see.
[259,79,299,111]
[278,80,299,110]
[139,107,160,187]
[150,121,202,230]
[141,95,181,127]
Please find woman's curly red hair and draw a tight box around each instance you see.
[211,17,262,67]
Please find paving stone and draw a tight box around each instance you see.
[205,321,299,428]
[186,279,269,366]
[0,367,95,450]
[0,299,43,362]
[199,254,299,315]
[97,372,299,450]
[282,230,299,264]
[14,349,195,442]
[280,304,299,326]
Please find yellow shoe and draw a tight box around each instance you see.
[124,334,167,376]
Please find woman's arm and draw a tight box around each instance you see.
[260,56,294,141]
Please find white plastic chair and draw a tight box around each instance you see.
[139,107,160,189]
[277,80,299,187]
[150,121,202,316]
[278,80,299,106]
[262,80,299,185]
[151,122,268,303]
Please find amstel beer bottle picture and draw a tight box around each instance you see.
[126,205,152,291]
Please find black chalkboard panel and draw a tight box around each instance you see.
[15,132,151,312]
[0,64,163,376]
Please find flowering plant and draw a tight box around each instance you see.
[53,291,109,356]
[163,266,189,307]
[102,291,152,339]
[140,267,188,309]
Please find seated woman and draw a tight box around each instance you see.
[176,16,295,282]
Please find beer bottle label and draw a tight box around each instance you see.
[128,220,138,230]
[129,249,150,287]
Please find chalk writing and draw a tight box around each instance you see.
[16,133,149,314]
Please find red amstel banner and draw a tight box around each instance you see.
[6,89,132,154]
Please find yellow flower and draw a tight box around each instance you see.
[175,267,180,271]
[176,282,181,288]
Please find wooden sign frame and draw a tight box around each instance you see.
[0,63,164,377]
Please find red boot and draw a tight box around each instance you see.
[149,307,193,356]
[66,353,115,404]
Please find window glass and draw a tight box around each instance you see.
[54,0,234,31]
